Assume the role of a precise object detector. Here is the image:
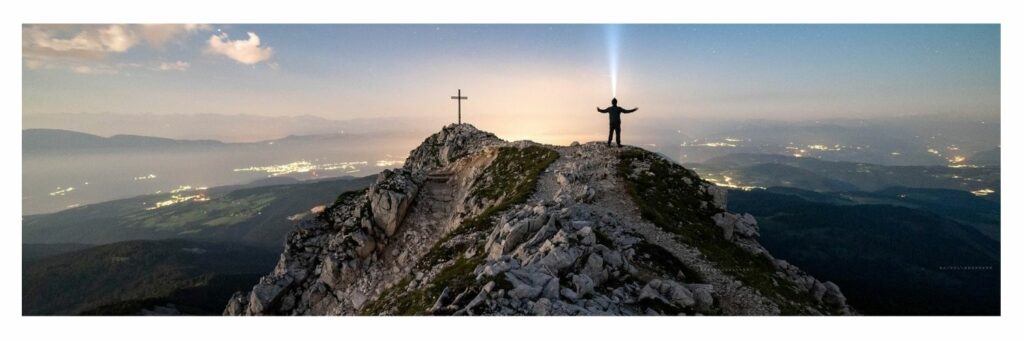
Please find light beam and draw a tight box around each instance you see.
[605,24,620,98]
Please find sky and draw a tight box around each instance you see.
[22,24,1000,140]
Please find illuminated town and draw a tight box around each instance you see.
[144,185,210,210]
[233,160,369,177]
[971,188,996,197]
[375,160,405,167]
[48,187,75,196]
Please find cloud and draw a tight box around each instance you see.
[156,60,190,71]
[23,24,142,58]
[23,24,211,74]
[97,25,138,52]
[69,65,118,75]
[139,24,211,47]
[207,32,273,65]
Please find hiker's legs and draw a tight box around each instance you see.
[608,126,615,146]
[614,125,622,147]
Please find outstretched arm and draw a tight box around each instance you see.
[623,107,639,113]
[596,107,608,113]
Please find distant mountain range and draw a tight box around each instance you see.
[23,175,376,249]
[23,113,437,143]
[22,128,378,155]
[23,129,226,154]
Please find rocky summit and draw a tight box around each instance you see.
[224,124,853,316]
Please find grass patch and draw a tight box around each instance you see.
[617,148,827,315]
[631,240,704,284]
[361,253,484,316]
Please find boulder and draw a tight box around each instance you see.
[247,276,294,314]
[580,253,608,285]
[368,169,419,237]
[822,281,847,307]
[685,284,715,312]
[223,291,249,316]
[505,270,554,300]
[705,184,728,210]
[638,279,695,309]
[572,274,595,298]
[734,213,760,238]
[712,212,737,240]
[350,231,376,258]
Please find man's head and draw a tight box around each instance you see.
[611,97,618,106]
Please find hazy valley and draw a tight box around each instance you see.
[21,114,1000,316]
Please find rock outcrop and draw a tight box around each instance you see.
[225,124,854,316]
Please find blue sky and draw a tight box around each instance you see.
[23,24,999,132]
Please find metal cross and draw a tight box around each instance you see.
[450,89,468,124]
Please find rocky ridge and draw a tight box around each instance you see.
[225,124,852,316]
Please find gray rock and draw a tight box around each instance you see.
[368,170,419,237]
[712,212,737,240]
[247,276,294,314]
[505,270,553,300]
[223,291,249,316]
[581,253,607,285]
[350,292,368,310]
[822,281,847,307]
[319,255,344,289]
[542,277,560,299]
[705,184,728,210]
[533,298,552,316]
[572,274,595,298]
[686,284,715,312]
[537,246,581,273]
[430,287,452,312]
[638,279,695,309]
[734,213,760,238]
[350,231,376,258]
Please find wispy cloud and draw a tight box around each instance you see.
[22,24,211,74]
[156,60,190,72]
[206,32,273,65]
[140,24,211,47]
[70,65,118,75]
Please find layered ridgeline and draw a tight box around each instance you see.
[225,125,852,316]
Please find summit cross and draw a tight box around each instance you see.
[450,89,468,124]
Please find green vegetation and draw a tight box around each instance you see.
[22,239,278,315]
[80,273,265,315]
[23,176,375,249]
[361,146,559,315]
[631,240,704,284]
[471,146,561,203]
[617,148,830,315]
[730,189,1000,315]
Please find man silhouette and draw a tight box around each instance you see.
[597,97,638,147]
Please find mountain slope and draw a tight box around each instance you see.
[23,239,278,315]
[728,188,1000,315]
[225,124,852,316]
[23,176,375,249]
